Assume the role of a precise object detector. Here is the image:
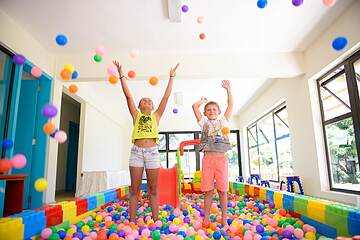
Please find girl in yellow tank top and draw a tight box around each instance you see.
[113,60,179,222]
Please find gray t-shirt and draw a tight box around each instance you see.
[198,116,231,152]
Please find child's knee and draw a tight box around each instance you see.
[130,186,141,196]
[147,185,158,196]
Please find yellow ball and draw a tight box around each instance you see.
[147,219,154,225]
[261,219,267,224]
[67,228,76,235]
[81,225,90,232]
[305,232,316,240]
[195,235,203,240]
[34,178,48,192]
[161,211,167,217]
[64,64,75,73]
[173,218,180,225]
[95,215,103,222]
[191,209,196,214]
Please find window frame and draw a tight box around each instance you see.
[246,103,293,182]
[316,49,360,195]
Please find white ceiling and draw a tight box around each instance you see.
[0,0,352,55]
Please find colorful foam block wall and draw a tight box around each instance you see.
[230,181,360,237]
[0,185,129,239]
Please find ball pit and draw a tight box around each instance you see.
[35,192,332,240]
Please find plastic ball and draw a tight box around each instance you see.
[221,127,230,135]
[11,154,27,169]
[282,229,292,238]
[257,0,267,9]
[151,230,161,240]
[292,0,304,7]
[60,69,72,80]
[57,230,66,239]
[43,122,56,134]
[130,48,140,58]
[64,64,75,73]
[35,178,48,191]
[293,228,304,238]
[13,54,26,65]
[94,55,102,62]
[197,16,204,24]
[42,104,58,118]
[95,45,106,55]
[323,0,336,7]
[41,228,53,239]
[31,66,42,78]
[68,84,78,94]
[55,130,67,143]
[2,139,13,149]
[305,232,316,240]
[128,70,136,79]
[72,70,79,79]
[149,76,159,86]
[173,108,178,114]
[181,5,189,13]
[108,75,119,84]
[199,33,206,40]
[107,65,118,76]
[0,159,12,172]
[332,36,348,51]
[56,34,68,46]
[256,225,264,233]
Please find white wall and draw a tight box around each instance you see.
[238,1,360,205]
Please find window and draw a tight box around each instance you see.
[247,104,294,182]
[157,130,241,180]
[317,50,360,194]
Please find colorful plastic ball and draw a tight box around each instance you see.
[149,76,159,86]
[42,104,58,118]
[257,0,267,9]
[293,228,304,238]
[268,202,275,209]
[256,225,264,233]
[107,65,118,76]
[199,33,206,40]
[130,48,140,58]
[128,70,136,79]
[151,230,161,240]
[323,0,336,7]
[0,159,12,172]
[197,16,204,24]
[181,5,189,13]
[173,108,179,114]
[55,130,67,143]
[68,84,78,94]
[2,139,13,149]
[43,122,56,134]
[35,178,48,191]
[60,69,72,80]
[108,75,119,84]
[57,230,66,239]
[282,229,292,238]
[221,127,230,135]
[95,45,106,55]
[56,34,68,46]
[64,64,75,73]
[292,0,304,7]
[11,154,27,169]
[305,232,316,240]
[94,55,102,62]
[31,66,42,78]
[12,54,26,65]
[72,70,79,79]
[332,36,348,51]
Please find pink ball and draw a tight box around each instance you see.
[41,228,52,239]
[131,230,139,238]
[89,232,97,239]
[186,227,195,236]
[142,228,150,237]
[197,16,204,24]
[155,220,162,227]
[293,228,304,238]
[125,235,134,240]
[55,130,67,143]
[178,226,186,232]
[104,216,112,222]
[254,234,262,240]
[83,237,92,240]
[169,223,178,233]
[95,45,105,55]
[72,238,80,240]
[285,225,295,233]
[243,232,253,240]
[173,208,181,216]
[107,65,118,76]
[11,154,27,169]
[193,221,201,230]
[176,235,184,240]
[130,49,139,58]
[322,0,336,7]
[31,66,42,78]
[230,224,238,233]
[124,226,132,234]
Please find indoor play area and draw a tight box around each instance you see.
[1,0,360,239]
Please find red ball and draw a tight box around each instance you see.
[199,33,206,40]
[0,159,12,172]
[128,70,136,79]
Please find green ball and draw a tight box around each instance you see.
[278,220,284,227]
[151,230,161,240]
[162,224,168,230]
[93,55,102,62]
[110,224,118,231]
[293,223,302,229]
[50,226,57,233]
[190,236,195,240]
[184,238,191,240]
[210,215,216,222]
[87,220,94,228]
[77,221,85,228]
[48,233,60,240]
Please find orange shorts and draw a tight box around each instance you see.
[201,155,228,192]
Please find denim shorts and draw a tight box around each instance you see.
[129,145,160,169]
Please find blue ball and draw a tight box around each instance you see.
[332,36,348,51]
[113,213,121,221]
[183,209,189,216]
[57,230,66,239]
[227,218,233,225]
[107,206,113,212]
[177,231,187,238]
[56,34,68,46]
[257,0,267,9]
[122,211,128,217]
[213,231,222,240]
[72,70,79,79]
[2,139,13,149]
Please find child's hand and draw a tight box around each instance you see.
[112,60,124,77]
[170,63,180,77]
[200,97,208,104]
[222,80,231,91]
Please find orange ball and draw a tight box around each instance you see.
[109,233,119,240]
[210,205,218,213]
[221,127,230,135]
[68,84,78,94]
[0,158,12,172]
[60,69,71,80]
[199,33,206,40]
[149,76,158,86]
[279,208,287,216]
[128,70,136,79]
[43,122,56,134]
[108,75,118,84]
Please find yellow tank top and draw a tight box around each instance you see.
[131,112,159,144]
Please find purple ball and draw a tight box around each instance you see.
[269,202,275,209]
[73,232,83,239]
[292,0,303,6]
[256,224,264,233]
[13,54,26,65]
[181,5,189,13]
[183,216,190,224]
[42,104,58,118]
[282,229,293,238]
[199,209,205,217]
[173,108,178,114]
[117,230,126,238]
